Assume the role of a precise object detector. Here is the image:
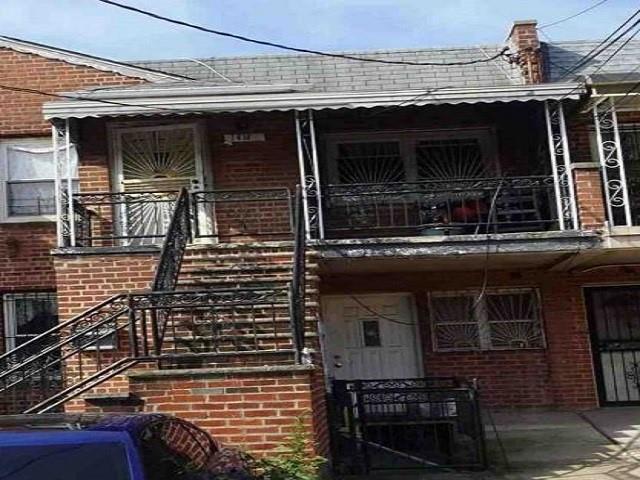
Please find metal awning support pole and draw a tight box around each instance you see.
[65,118,76,247]
[308,111,325,239]
[544,100,578,230]
[593,97,632,226]
[294,110,324,239]
[52,122,64,247]
[294,111,311,239]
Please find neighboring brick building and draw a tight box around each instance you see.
[2,20,640,471]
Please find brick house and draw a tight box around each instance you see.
[2,20,640,470]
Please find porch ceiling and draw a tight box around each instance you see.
[42,82,585,120]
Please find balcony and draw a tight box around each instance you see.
[322,176,560,239]
[63,188,294,248]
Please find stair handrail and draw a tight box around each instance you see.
[289,185,306,363]
[152,187,191,292]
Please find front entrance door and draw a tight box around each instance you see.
[586,286,640,405]
[112,124,205,244]
[322,294,422,380]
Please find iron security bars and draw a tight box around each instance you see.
[323,176,559,239]
[330,377,486,474]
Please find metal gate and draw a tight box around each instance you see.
[586,287,640,405]
[328,377,486,474]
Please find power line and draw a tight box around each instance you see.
[539,0,611,29]
[0,83,180,113]
[558,9,640,81]
[95,0,510,67]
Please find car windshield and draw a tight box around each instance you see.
[0,442,132,480]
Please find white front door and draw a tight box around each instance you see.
[322,294,422,380]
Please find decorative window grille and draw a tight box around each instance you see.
[416,138,489,180]
[335,141,405,184]
[619,125,640,225]
[430,288,545,352]
[3,292,58,351]
[0,139,77,219]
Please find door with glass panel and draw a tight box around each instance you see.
[111,124,205,245]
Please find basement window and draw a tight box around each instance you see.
[3,292,58,352]
[0,138,78,222]
[429,288,545,352]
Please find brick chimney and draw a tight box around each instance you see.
[507,20,544,84]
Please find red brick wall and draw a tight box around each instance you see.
[507,20,543,84]
[0,46,147,351]
[126,367,326,456]
[574,166,607,230]
[0,47,145,137]
[320,267,640,410]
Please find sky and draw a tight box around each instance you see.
[0,0,637,61]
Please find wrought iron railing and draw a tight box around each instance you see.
[323,176,559,239]
[330,377,486,473]
[66,190,181,247]
[152,187,191,293]
[192,188,293,242]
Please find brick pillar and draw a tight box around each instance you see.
[506,20,544,84]
[572,162,607,230]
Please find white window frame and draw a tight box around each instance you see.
[324,128,499,184]
[429,287,546,352]
[0,138,78,223]
[3,292,57,352]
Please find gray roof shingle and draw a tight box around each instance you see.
[132,45,523,92]
[545,39,640,82]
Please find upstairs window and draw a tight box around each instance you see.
[429,288,545,352]
[0,138,77,221]
[326,129,497,185]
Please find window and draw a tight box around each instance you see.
[3,292,58,352]
[0,138,77,221]
[430,288,545,351]
[326,129,497,184]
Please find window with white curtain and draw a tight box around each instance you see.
[0,138,77,221]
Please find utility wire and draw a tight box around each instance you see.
[558,9,640,81]
[538,0,611,29]
[95,0,510,67]
[0,83,181,113]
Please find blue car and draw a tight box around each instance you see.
[0,414,220,480]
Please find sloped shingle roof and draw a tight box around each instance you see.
[132,45,523,92]
[544,39,640,83]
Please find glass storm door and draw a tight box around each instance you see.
[113,124,204,245]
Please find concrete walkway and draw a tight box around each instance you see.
[345,408,640,480]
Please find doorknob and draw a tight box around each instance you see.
[334,362,343,368]
[333,354,342,368]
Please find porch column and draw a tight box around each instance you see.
[294,110,325,239]
[53,119,75,247]
[593,97,632,226]
[544,100,579,230]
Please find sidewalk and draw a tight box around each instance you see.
[345,408,640,480]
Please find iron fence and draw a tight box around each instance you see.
[330,377,486,474]
[323,176,558,238]
[65,190,181,247]
[191,188,293,242]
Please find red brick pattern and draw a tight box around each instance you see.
[574,167,607,230]
[0,48,145,137]
[127,368,323,455]
[507,21,543,84]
